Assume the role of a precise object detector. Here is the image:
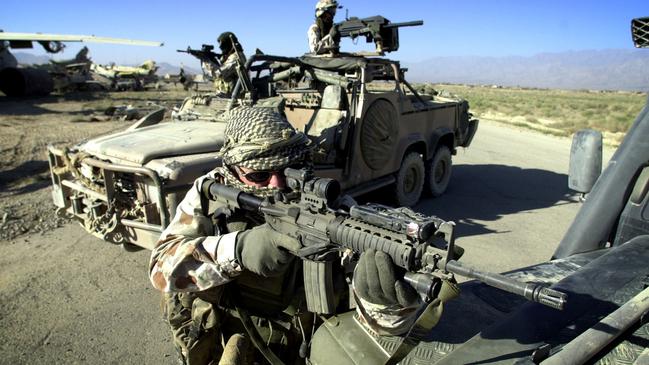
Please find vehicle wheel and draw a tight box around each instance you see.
[393,152,425,207]
[426,145,452,197]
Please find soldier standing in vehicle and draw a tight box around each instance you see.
[149,106,421,364]
[0,31,18,69]
[211,31,246,96]
[308,0,341,54]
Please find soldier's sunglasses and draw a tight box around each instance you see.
[234,166,275,183]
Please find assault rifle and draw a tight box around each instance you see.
[201,168,567,314]
[177,44,221,67]
[334,15,423,54]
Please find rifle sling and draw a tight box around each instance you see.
[235,305,286,365]
[385,278,460,365]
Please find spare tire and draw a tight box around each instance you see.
[360,99,398,170]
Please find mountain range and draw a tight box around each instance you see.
[13,49,649,91]
[404,49,649,92]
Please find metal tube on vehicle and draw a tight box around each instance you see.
[121,219,163,233]
[312,69,351,88]
[270,66,302,82]
[541,286,649,365]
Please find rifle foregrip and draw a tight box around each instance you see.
[329,221,416,270]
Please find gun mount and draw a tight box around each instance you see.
[335,15,423,54]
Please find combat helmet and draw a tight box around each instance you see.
[315,0,338,17]
[217,31,239,54]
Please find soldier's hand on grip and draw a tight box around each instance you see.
[235,224,301,277]
[354,249,419,307]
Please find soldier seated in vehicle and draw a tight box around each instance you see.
[149,106,421,364]
[308,0,341,54]
[210,31,246,96]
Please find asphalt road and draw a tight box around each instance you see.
[417,120,614,273]
[0,120,615,364]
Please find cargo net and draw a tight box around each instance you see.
[631,17,649,48]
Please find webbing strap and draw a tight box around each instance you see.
[235,305,285,365]
[384,279,460,365]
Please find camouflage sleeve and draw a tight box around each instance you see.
[308,23,335,54]
[352,279,421,336]
[149,171,243,293]
[213,53,239,81]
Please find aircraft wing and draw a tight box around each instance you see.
[0,32,163,47]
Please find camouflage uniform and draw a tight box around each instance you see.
[211,52,242,97]
[308,0,339,54]
[203,32,246,97]
[150,107,311,364]
[150,106,419,364]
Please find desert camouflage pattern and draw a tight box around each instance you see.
[150,169,249,365]
[150,169,417,363]
[149,170,242,293]
[314,0,338,17]
[212,52,240,96]
[163,291,221,365]
[352,283,421,336]
[149,105,415,363]
[308,23,337,54]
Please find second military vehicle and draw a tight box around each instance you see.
[306,15,649,365]
[47,16,477,250]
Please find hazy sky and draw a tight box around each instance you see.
[2,0,647,69]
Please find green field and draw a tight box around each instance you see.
[416,84,647,145]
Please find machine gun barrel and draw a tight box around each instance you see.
[445,260,567,310]
[384,20,424,28]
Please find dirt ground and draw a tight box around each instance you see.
[0,89,617,364]
[0,90,188,364]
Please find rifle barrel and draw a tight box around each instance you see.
[445,260,567,310]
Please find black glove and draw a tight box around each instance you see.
[329,25,341,44]
[354,249,419,307]
[235,224,301,277]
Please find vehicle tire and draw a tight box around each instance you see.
[393,152,425,207]
[426,145,452,197]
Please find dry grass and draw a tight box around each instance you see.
[414,83,647,145]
